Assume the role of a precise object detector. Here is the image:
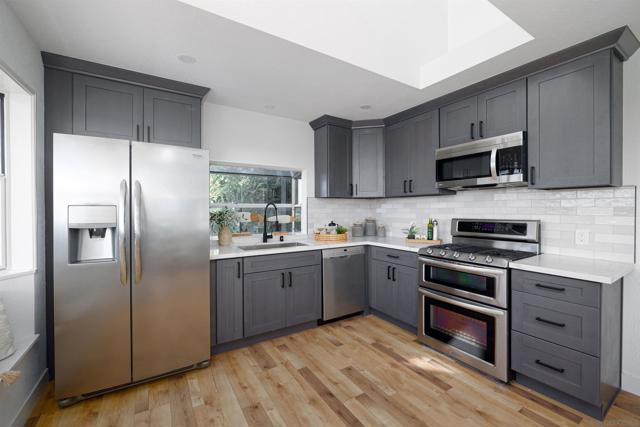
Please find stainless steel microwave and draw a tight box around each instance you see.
[435,131,527,190]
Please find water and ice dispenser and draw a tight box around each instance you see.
[68,205,117,263]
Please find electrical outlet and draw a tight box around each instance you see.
[575,229,590,245]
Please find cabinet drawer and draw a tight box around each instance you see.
[512,270,600,308]
[243,251,321,274]
[512,291,599,356]
[512,331,600,405]
[370,247,417,268]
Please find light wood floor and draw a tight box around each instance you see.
[27,315,640,427]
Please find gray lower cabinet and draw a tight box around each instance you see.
[285,265,322,326]
[369,259,418,327]
[527,50,622,189]
[244,270,287,337]
[510,269,622,419]
[244,265,321,338]
[143,88,201,148]
[215,259,244,344]
[73,74,144,140]
[385,110,446,197]
[370,260,396,315]
[314,124,353,197]
[352,127,384,197]
[394,265,419,327]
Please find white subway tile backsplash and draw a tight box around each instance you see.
[308,185,636,262]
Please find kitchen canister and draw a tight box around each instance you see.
[0,298,16,361]
[365,218,377,236]
[377,224,386,237]
[351,222,364,237]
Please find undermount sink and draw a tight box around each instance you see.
[238,242,309,251]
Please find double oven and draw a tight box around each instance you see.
[417,219,540,382]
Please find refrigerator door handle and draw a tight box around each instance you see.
[119,180,128,286]
[133,180,142,284]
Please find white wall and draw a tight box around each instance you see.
[621,51,640,395]
[201,102,315,231]
[0,0,46,426]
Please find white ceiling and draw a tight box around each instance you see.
[175,0,532,89]
[7,0,640,122]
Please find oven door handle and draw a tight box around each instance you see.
[490,147,498,178]
[419,288,506,317]
[419,256,506,278]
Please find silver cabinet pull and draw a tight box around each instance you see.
[133,180,142,284]
[118,179,128,286]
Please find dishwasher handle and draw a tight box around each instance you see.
[322,246,365,258]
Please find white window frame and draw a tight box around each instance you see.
[209,166,304,236]
[0,92,6,270]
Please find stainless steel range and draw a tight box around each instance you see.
[417,218,540,382]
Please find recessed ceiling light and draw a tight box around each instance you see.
[264,105,276,110]
[360,105,372,110]
[178,55,197,64]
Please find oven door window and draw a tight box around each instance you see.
[436,151,492,182]
[423,296,495,364]
[426,266,496,298]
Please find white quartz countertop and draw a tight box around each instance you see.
[210,235,436,260]
[509,254,635,284]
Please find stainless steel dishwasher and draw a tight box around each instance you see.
[322,246,366,321]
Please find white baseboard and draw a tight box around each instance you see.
[10,368,48,427]
[622,370,640,396]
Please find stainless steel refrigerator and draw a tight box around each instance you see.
[53,133,210,404]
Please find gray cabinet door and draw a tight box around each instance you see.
[477,79,526,138]
[216,258,244,344]
[409,110,439,196]
[328,125,353,197]
[73,74,143,140]
[244,270,287,337]
[384,121,411,197]
[439,96,477,147]
[369,260,395,316]
[143,88,201,148]
[285,265,322,327]
[352,128,384,197]
[393,265,418,327]
[314,125,352,197]
[528,50,613,189]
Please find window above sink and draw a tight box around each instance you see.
[209,163,304,238]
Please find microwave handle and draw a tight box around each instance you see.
[490,147,498,178]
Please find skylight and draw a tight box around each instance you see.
[177,0,533,89]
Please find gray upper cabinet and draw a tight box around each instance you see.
[385,121,411,197]
[409,111,441,196]
[285,265,322,327]
[244,270,287,337]
[215,259,243,344]
[440,79,526,147]
[73,74,143,140]
[439,96,478,147]
[385,110,445,197]
[314,124,353,198]
[528,50,622,189]
[477,79,526,138]
[352,127,384,197]
[143,88,201,148]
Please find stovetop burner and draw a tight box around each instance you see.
[417,219,540,268]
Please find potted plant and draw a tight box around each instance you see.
[210,207,239,246]
[405,222,419,239]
